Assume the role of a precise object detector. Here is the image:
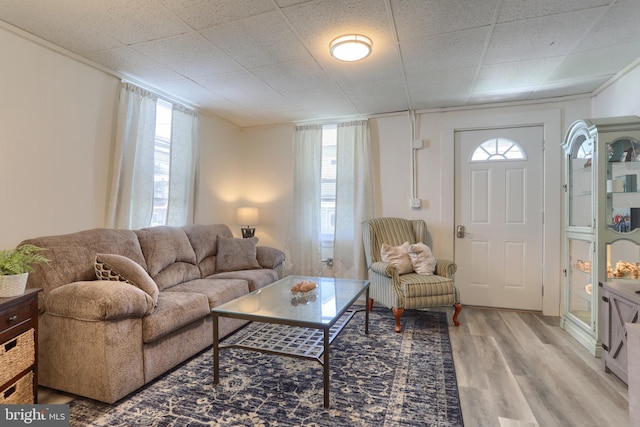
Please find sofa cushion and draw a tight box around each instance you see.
[135,226,200,291]
[380,241,413,274]
[164,278,249,308]
[142,292,210,343]
[47,281,155,320]
[256,246,286,270]
[215,236,261,272]
[94,253,159,306]
[182,224,234,277]
[210,269,278,292]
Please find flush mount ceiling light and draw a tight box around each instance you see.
[330,34,372,62]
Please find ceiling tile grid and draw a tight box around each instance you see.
[0,0,638,127]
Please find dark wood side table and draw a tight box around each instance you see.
[0,288,41,404]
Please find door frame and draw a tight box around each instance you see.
[439,109,562,316]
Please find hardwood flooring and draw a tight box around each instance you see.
[38,306,630,426]
[445,306,629,427]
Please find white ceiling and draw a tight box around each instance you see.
[1,0,639,128]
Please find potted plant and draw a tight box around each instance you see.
[0,244,50,297]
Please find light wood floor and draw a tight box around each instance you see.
[445,306,629,427]
[38,306,630,426]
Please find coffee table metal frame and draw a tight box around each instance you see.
[212,275,369,408]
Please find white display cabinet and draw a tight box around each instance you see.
[562,116,640,356]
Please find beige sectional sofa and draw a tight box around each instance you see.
[21,224,285,403]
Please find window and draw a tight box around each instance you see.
[321,124,337,260]
[151,99,173,227]
[109,82,197,230]
[471,138,526,162]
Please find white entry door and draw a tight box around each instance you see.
[454,126,543,310]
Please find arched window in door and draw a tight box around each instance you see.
[471,138,527,162]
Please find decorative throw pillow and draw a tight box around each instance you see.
[408,243,437,276]
[380,241,413,274]
[215,236,261,272]
[95,253,159,306]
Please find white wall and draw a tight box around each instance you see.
[592,65,640,118]
[195,112,244,231]
[0,28,119,248]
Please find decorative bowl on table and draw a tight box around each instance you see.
[290,281,318,306]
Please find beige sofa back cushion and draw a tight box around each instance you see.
[135,226,200,291]
[182,224,233,277]
[21,228,146,311]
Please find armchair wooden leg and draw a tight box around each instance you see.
[452,303,462,327]
[368,298,374,312]
[392,307,404,333]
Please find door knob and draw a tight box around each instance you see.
[456,225,466,238]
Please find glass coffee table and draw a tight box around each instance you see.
[212,275,369,408]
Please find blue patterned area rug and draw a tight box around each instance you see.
[69,308,464,426]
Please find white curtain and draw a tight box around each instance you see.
[333,120,374,279]
[166,104,198,226]
[286,120,374,279]
[107,82,198,229]
[107,83,157,229]
[285,124,324,276]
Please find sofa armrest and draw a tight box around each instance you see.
[46,281,155,321]
[370,261,399,278]
[435,259,457,278]
[256,246,285,269]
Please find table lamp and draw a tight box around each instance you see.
[237,207,259,238]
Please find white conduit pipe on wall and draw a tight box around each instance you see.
[409,110,421,209]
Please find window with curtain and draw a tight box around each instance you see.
[286,120,374,280]
[107,82,198,229]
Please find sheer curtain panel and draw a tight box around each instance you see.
[285,125,324,276]
[333,120,374,279]
[107,83,157,229]
[166,104,198,226]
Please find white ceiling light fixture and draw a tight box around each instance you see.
[330,34,372,62]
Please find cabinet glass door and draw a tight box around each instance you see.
[606,137,640,233]
[568,135,593,228]
[567,237,594,327]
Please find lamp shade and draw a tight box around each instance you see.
[237,207,260,226]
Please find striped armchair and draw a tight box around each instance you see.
[362,217,462,332]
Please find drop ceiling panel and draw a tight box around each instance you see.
[401,28,490,73]
[484,8,605,64]
[496,0,610,22]
[391,0,499,41]
[86,0,192,46]
[407,68,478,108]
[194,71,282,101]
[475,58,565,91]
[252,58,336,93]
[157,0,276,30]
[530,75,611,100]
[84,47,184,83]
[284,87,354,110]
[573,1,640,52]
[549,41,640,81]
[201,11,310,69]
[133,33,243,78]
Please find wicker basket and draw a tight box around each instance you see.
[0,328,35,386]
[0,273,28,297]
[0,371,34,404]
